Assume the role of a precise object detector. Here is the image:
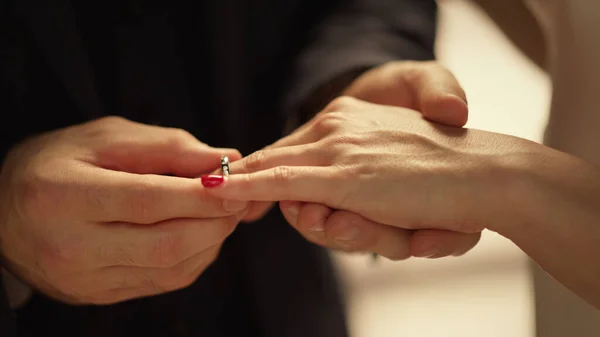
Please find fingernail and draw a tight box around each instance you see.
[223,200,248,212]
[309,221,325,233]
[334,226,360,242]
[414,247,438,258]
[448,93,468,105]
[201,174,224,188]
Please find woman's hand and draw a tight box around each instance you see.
[235,62,478,260]
[203,98,600,309]
[202,98,520,259]
[240,61,469,225]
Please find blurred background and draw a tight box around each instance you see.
[332,1,552,336]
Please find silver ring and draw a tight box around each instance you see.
[221,155,230,176]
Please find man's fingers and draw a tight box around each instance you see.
[95,217,237,268]
[80,246,220,304]
[343,62,468,127]
[115,245,219,291]
[317,209,412,260]
[280,201,332,247]
[282,203,412,260]
[410,229,481,258]
[72,166,247,224]
[408,64,469,127]
[282,202,480,261]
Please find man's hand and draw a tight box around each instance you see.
[0,117,246,305]
[343,61,468,127]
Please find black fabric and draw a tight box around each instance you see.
[0,276,17,337]
[0,0,437,336]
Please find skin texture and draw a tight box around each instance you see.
[0,61,476,305]
[233,61,480,260]
[203,97,600,309]
[0,117,248,305]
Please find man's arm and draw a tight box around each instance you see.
[283,0,437,125]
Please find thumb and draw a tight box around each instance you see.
[344,61,469,127]
[408,62,469,127]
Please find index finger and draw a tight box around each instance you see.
[70,165,248,224]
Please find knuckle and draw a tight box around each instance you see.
[424,60,448,72]
[148,231,184,267]
[402,62,428,83]
[17,171,46,220]
[97,115,128,126]
[324,96,358,113]
[16,164,60,221]
[166,128,195,150]
[323,133,365,150]
[76,116,134,146]
[378,61,407,74]
[271,166,295,183]
[38,239,84,275]
[312,111,347,134]
[87,116,129,135]
[243,150,267,171]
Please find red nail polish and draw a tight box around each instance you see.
[201,174,224,188]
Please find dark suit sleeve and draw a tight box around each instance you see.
[0,1,23,335]
[283,0,437,124]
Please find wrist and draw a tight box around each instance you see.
[486,138,600,241]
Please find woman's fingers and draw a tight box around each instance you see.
[93,216,238,268]
[229,143,327,175]
[202,166,338,205]
[410,229,482,258]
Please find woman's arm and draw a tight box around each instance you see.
[202,98,600,309]
[494,143,600,308]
